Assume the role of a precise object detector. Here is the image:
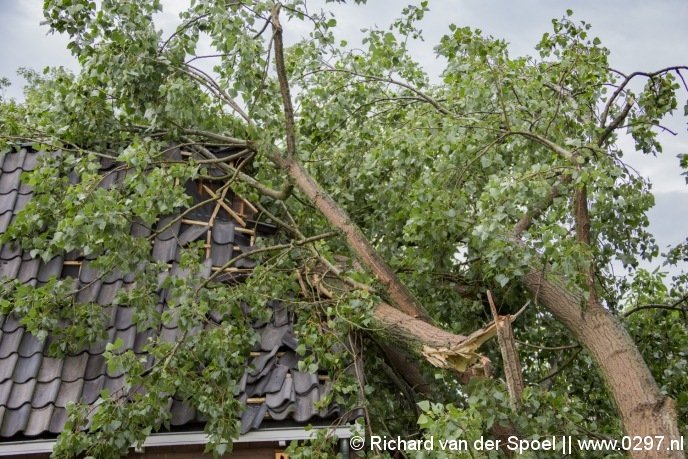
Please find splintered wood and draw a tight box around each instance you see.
[487,290,524,410]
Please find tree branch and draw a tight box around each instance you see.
[271,4,297,159]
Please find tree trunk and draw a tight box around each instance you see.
[272,149,683,456]
[523,270,684,459]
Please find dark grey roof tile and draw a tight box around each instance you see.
[281,329,298,350]
[177,224,208,246]
[153,237,179,263]
[25,404,55,436]
[13,192,31,214]
[0,243,21,261]
[1,150,26,173]
[247,347,279,379]
[22,152,40,172]
[114,307,134,330]
[250,404,267,431]
[49,406,67,433]
[13,354,43,384]
[103,269,124,284]
[0,328,23,358]
[239,404,265,435]
[60,353,88,382]
[113,327,137,355]
[32,379,61,408]
[97,281,122,306]
[81,376,105,404]
[0,191,17,214]
[17,256,40,285]
[292,372,319,395]
[130,220,151,238]
[271,302,290,327]
[86,328,114,356]
[266,375,294,410]
[0,403,30,437]
[79,260,101,284]
[263,364,289,394]
[170,399,196,425]
[17,331,42,357]
[0,212,12,234]
[267,403,293,421]
[36,357,63,382]
[0,380,11,406]
[134,329,155,353]
[55,379,84,407]
[235,372,247,396]
[67,170,79,185]
[159,325,180,344]
[210,241,233,267]
[155,216,181,242]
[37,256,64,283]
[0,170,21,195]
[0,355,18,382]
[76,280,103,304]
[258,324,288,352]
[277,352,299,370]
[0,314,21,333]
[234,255,256,270]
[18,180,32,195]
[246,372,269,398]
[103,375,125,396]
[294,386,321,422]
[0,252,21,280]
[211,221,235,245]
[84,354,106,380]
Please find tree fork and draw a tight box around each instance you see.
[272,153,432,322]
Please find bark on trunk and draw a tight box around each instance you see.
[523,269,683,459]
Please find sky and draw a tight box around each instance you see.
[0,0,686,276]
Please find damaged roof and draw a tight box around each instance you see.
[0,147,338,440]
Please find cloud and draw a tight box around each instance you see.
[0,2,77,99]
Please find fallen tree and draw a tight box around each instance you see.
[1,1,686,457]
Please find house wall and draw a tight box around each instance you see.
[5,443,286,459]
[129,443,285,458]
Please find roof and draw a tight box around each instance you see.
[0,147,339,440]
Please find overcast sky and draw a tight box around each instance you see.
[0,0,686,276]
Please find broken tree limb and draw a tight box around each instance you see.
[487,290,524,410]
[373,302,495,373]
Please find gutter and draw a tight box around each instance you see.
[0,425,355,456]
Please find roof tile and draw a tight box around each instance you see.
[24,404,54,437]
[12,353,43,384]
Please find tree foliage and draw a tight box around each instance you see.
[0,1,686,457]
